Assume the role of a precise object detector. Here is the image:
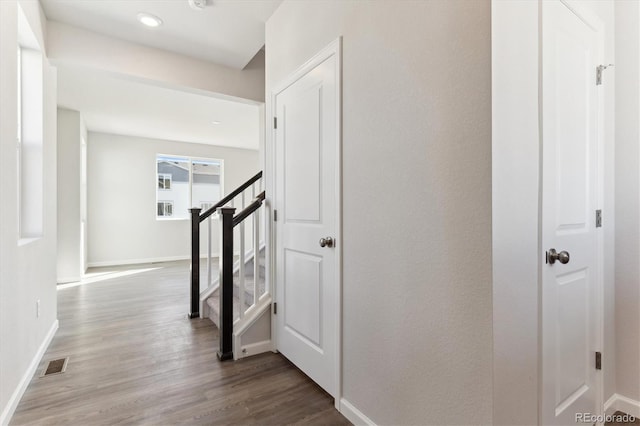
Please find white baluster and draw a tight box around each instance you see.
[207,216,212,288]
[253,207,259,303]
[239,218,245,319]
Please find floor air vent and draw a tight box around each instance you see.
[40,358,68,377]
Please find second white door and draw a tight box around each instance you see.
[273,43,340,397]
[541,1,602,424]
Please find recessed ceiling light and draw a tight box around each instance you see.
[137,13,163,28]
[212,120,221,125]
[188,0,208,11]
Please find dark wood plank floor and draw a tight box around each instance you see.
[606,411,640,426]
[11,261,350,425]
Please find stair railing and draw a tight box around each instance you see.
[217,190,265,360]
[188,171,263,319]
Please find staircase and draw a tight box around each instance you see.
[188,171,272,361]
[205,247,266,325]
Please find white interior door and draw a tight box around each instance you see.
[541,2,602,424]
[273,43,340,397]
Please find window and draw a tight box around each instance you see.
[158,173,171,190]
[17,6,44,241]
[156,155,222,219]
[157,201,173,217]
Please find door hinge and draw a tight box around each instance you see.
[595,351,602,370]
[596,209,602,228]
[273,302,277,314]
[273,117,277,129]
[273,210,277,222]
[596,64,614,85]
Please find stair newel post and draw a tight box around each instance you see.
[189,207,202,319]
[217,206,236,361]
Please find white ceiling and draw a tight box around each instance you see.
[58,66,261,149]
[40,0,282,69]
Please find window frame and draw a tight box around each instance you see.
[17,8,45,243]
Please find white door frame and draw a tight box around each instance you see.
[266,37,342,409]
[539,0,606,421]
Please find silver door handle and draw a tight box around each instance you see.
[319,237,334,248]
[547,248,570,265]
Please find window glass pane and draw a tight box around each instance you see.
[192,159,221,209]
[156,156,189,219]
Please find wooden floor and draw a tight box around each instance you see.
[606,411,640,426]
[11,261,350,425]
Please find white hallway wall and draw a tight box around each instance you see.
[614,0,640,413]
[266,1,492,424]
[0,1,58,423]
[492,1,616,424]
[56,108,87,282]
[87,132,259,266]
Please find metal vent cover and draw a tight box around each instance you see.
[40,357,68,377]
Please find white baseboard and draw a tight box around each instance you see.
[339,398,376,426]
[604,393,640,418]
[235,340,272,360]
[86,254,218,268]
[57,276,81,284]
[0,319,59,426]
[605,394,618,416]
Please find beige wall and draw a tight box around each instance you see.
[0,1,58,423]
[266,1,493,424]
[615,0,640,406]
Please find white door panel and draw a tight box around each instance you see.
[274,50,340,397]
[541,1,602,424]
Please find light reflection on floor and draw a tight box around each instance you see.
[57,266,163,290]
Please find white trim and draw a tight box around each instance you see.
[87,254,220,268]
[0,319,58,426]
[233,295,272,336]
[339,398,376,426]
[269,37,343,403]
[604,394,640,418]
[57,276,81,284]
[604,394,618,416]
[88,255,190,268]
[233,298,273,360]
[236,340,272,360]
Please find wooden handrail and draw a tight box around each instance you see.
[232,191,265,227]
[199,171,262,222]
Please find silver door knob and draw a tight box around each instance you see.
[319,237,334,248]
[547,248,570,265]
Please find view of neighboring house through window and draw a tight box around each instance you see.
[157,173,171,190]
[157,201,173,217]
[156,155,222,219]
